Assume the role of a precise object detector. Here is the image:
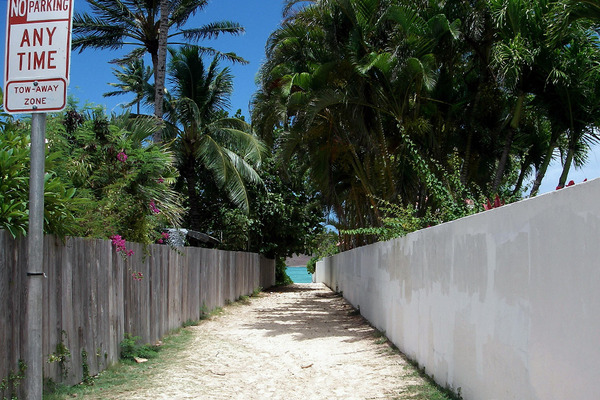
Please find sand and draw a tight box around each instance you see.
[84,283,425,400]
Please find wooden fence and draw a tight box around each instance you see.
[0,231,275,388]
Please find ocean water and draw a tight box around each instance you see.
[286,266,313,283]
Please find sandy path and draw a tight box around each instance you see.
[99,283,422,399]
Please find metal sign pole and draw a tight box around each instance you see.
[4,0,73,396]
[24,112,47,400]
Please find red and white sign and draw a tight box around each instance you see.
[3,0,74,114]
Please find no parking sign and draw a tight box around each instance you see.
[3,0,73,114]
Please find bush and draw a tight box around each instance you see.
[48,109,183,243]
[119,333,159,361]
[0,123,85,238]
[275,257,292,286]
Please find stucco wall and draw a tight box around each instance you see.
[316,179,600,400]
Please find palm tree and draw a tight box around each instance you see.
[549,0,600,41]
[104,59,153,114]
[155,0,170,123]
[254,0,464,244]
[72,0,247,125]
[527,10,600,194]
[551,36,600,188]
[487,0,552,194]
[168,46,265,230]
[254,0,600,248]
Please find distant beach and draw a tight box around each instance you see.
[285,266,312,283]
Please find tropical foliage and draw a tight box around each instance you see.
[5,0,600,263]
[0,108,184,243]
[165,46,265,231]
[72,0,247,124]
[246,157,324,260]
[2,2,325,266]
[0,121,84,238]
[252,0,600,249]
[104,59,154,115]
[192,150,325,284]
[47,108,184,243]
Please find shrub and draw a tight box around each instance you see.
[47,108,183,243]
[119,333,159,361]
[0,123,85,238]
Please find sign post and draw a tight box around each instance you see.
[3,0,73,398]
[24,111,46,400]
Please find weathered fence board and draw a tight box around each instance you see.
[0,231,275,391]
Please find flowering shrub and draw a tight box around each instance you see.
[149,200,160,214]
[131,271,143,281]
[110,234,135,257]
[110,234,143,281]
[157,231,169,244]
[43,108,184,244]
[110,234,127,252]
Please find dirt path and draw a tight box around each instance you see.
[90,284,425,399]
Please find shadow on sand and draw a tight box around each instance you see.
[246,283,377,343]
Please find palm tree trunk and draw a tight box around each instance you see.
[153,0,169,142]
[512,154,531,196]
[492,92,525,193]
[185,161,202,231]
[558,145,575,188]
[492,127,515,193]
[460,32,494,185]
[460,79,485,185]
[529,139,557,196]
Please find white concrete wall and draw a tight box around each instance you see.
[316,179,600,400]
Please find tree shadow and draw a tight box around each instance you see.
[247,283,377,342]
[264,283,323,293]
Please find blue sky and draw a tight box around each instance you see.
[1,0,285,116]
[1,0,599,194]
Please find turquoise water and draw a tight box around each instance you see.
[286,266,313,283]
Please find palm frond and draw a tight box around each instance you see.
[170,0,209,27]
[109,47,148,64]
[179,22,245,41]
[72,14,129,51]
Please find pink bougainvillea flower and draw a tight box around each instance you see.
[161,232,169,239]
[158,239,164,244]
[117,151,128,163]
[157,178,165,184]
[131,271,144,281]
[149,200,160,214]
[110,235,127,252]
[110,234,135,260]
